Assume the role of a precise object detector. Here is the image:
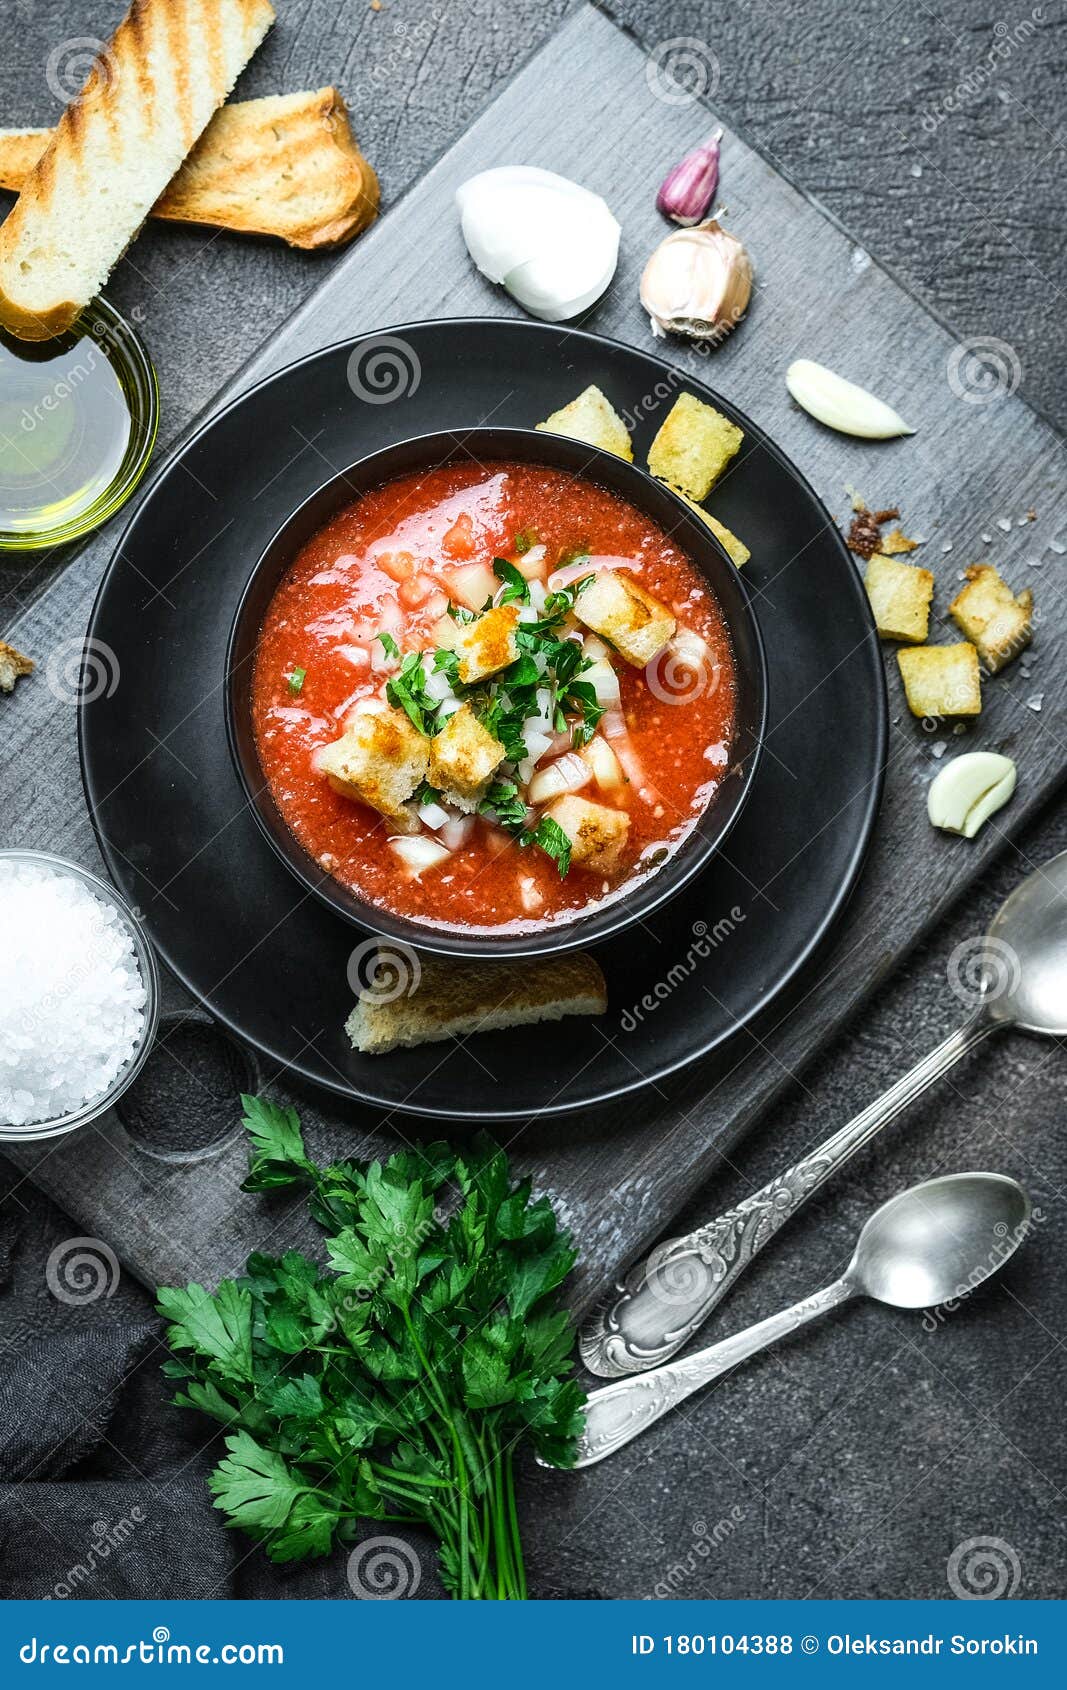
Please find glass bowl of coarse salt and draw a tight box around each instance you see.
[0,850,160,1141]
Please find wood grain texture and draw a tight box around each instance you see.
[2,6,1065,1313]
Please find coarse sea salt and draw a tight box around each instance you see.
[0,861,146,1128]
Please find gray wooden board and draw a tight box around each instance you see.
[2,4,1065,1311]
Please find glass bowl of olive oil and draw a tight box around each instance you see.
[0,296,158,551]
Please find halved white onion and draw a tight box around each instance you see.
[528,751,592,805]
[388,836,451,876]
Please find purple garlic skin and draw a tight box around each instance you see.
[656,130,723,226]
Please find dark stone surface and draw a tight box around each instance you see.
[2,0,1065,1602]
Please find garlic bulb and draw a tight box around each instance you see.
[640,219,752,341]
[786,359,915,438]
[455,166,620,323]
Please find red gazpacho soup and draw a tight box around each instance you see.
[251,460,737,932]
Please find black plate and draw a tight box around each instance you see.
[81,318,887,1120]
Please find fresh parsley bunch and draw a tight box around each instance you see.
[156,1098,585,1599]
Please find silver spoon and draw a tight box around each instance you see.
[582,850,1067,1378]
[572,1172,1031,1467]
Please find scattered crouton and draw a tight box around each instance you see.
[535,385,634,462]
[949,565,1032,674]
[346,949,608,1054]
[453,604,520,685]
[0,640,33,694]
[897,644,982,719]
[660,486,749,567]
[880,527,920,556]
[864,554,934,643]
[545,793,630,874]
[647,393,744,501]
[574,571,676,669]
[427,703,504,812]
[317,706,429,831]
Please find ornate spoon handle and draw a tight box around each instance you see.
[580,1008,997,1377]
[572,1277,854,1467]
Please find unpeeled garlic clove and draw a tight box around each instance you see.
[927,751,1016,838]
[786,359,915,438]
[640,218,752,341]
[656,130,722,226]
[455,166,620,323]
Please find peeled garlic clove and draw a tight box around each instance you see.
[927,752,1016,838]
[786,359,915,438]
[640,218,752,341]
[455,166,620,322]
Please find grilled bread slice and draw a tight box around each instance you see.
[346,952,608,1055]
[0,90,379,252]
[0,0,276,340]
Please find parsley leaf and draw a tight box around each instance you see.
[376,631,400,662]
[287,667,306,695]
[493,556,530,606]
[157,1104,584,1599]
[521,815,573,877]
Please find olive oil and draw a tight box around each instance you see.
[0,299,157,550]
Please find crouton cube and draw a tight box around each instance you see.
[536,385,634,462]
[0,639,34,693]
[574,571,676,669]
[647,393,744,501]
[427,703,504,812]
[453,604,520,684]
[545,794,630,875]
[880,527,920,556]
[864,554,934,643]
[897,644,982,719]
[949,565,1032,674]
[661,485,750,567]
[317,706,429,831]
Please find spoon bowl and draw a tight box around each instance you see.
[983,849,1067,1034]
[848,1172,1031,1309]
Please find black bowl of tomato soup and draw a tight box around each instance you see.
[226,428,766,960]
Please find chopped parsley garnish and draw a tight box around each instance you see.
[521,816,572,877]
[514,530,535,554]
[413,780,442,806]
[287,667,306,695]
[446,602,476,625]
[479,781,528,830]
[386,650,438,734]
[376,630,400,661]
[493,556,530,606]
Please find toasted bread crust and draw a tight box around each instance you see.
[0,91,378,254]
[346,951,608,1054]
[0,0,276,340]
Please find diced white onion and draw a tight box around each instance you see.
[518,603,539,624]
[669,628,711,671]
[581,735,625,791]
[601,707,627,740]
[377,594,403,632]
[433,614,463,651]
[582,634,610,662]
[336,644,370,668]
[528,579,548,612]
[388,837,451,876]
[528,751,591,804]
[613,737,647,789]
[441,814,475,851]
[418,801,450,830]
[519,875,544,913]
[446,561,496,611]
[521,727,553,766]
[437,696,464,719]
[422,657,455,703]
[585,660,620,707]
